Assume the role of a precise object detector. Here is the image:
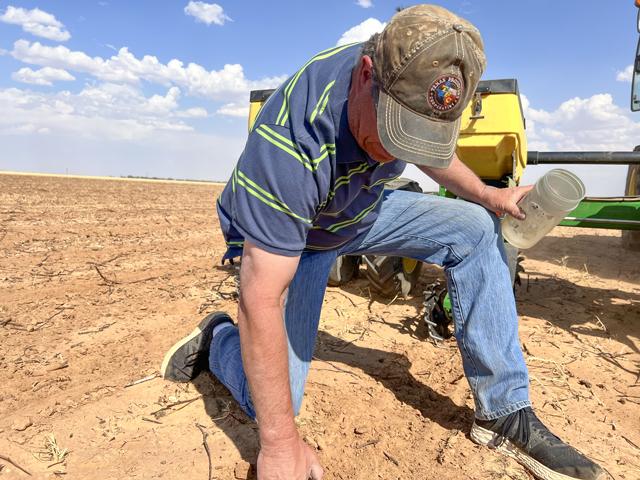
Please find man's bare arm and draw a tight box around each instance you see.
[419,154,532,219]
[238,240,299,443]
[238,240,323,479]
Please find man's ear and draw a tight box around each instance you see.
[352,55,373,91]
[355,55,374,88]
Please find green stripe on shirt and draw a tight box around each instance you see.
[276,43,357,126]
[234,168,312,224]
[316,162,372,211]
[310,80,336,124]
[255,124,335,172]
[325,189,385,233]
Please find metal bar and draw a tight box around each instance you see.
[528,151,640,165]
[563,216,640,226]
[558,198,640,230]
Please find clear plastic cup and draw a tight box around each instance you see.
[502,169,585,249]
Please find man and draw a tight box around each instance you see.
[161,5,606,480]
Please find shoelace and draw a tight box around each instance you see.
[175,350,204,376]
[493,407,531,448]
[494,408,562,449]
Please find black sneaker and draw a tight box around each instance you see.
[160,312,234,382]
[471,407,607,480]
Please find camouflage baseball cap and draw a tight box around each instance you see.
[373,4,486,168]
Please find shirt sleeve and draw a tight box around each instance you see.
[227,122,328,257]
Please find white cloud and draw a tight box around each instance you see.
[517,93,640,196]
[522,93,640,151]
[0,85,203,142]
[216,102,248,117]
[337,18,385,46]
[176,107,208,118]
[184,1,230,26]
[11,40,285,107]
[12,66,75,86]
[0,6,70,42]
[0,85,243,181]
[356,0,373,8]
[616,64,633,83]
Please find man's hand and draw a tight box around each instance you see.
[258,434,324,480]
[480,184,533,220]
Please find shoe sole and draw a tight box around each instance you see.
[470,423,606,480]
[160,312,232,382]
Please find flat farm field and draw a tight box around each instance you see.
[0,173,639,479]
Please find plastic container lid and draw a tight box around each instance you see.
[537,169,586,214]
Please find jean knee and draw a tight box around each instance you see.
[456,204,501,254]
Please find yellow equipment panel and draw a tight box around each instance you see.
[457,79,527,183]
[248,89,275,132]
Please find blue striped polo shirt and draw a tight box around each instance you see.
[217,42,406,259]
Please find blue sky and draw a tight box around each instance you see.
[0,1,639,194]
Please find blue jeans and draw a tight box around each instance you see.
[209,190,530,421]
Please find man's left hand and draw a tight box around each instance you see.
[480,185,533,220]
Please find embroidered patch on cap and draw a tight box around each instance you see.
[428,75,463,112]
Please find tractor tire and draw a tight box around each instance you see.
[622,159,640,251]
[328,255,360,286]
[363,255,422,298]
[361,178,424,297]
[326,177,423,290]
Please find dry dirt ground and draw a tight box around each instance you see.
[1,173,639,480]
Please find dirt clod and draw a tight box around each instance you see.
[11,417,32,432]
[234,460,252,479]
[579,379,593,389]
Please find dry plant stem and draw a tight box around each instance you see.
[89,253,126,267]
[332,290,358,307]
[142,417,162,424]
[92,264,163,286]
[594,315,608,334]
[93,264,118,285]
[338,322,372,352]
[35,435,69,464]
[150,396,202,417]
[386,293,400,307]
[0,454,32,476]
[124,373,159,388]
[213,273,236,297]
[621,435,640,451]
[383,450,399,466]
[78,322,116,335]
[312,358,361,378]
[47,459,66,469]
[366,287,375,313]
[355,438,380,449]
[195,424,213,480]
[33,308,67,331]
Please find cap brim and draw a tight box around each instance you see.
[377,89,460,168]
